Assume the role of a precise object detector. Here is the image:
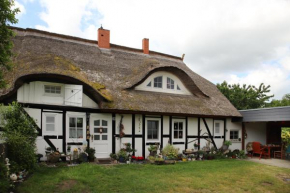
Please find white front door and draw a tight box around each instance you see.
[90,114,112,158]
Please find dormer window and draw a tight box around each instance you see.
[135,71,191,95]
[167,78,174,89]
[154,76,162,88]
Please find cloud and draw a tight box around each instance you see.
[34,0,290,99]
[14,1,26,19]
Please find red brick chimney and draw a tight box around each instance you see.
[142,38,149,54]
[98,26,110,49]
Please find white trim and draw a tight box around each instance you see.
[42,113,58,135]
[145,117,161,143]
[172,119,185,143]
[213,120,223,137]
[66,112,86,143]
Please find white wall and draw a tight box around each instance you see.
[17,81,98,108]
[244,122,267,148]
[188,117,198,135]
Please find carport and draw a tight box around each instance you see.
[237,106,290,151]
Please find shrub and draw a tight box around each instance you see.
[162,144,178,160]
[85,148,96,161]
[0,162,10,193]
[0,102,38,172]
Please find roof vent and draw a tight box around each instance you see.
[142,38,149,54]
[98,26,110,49]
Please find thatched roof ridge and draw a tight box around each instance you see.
[0,27,241,117]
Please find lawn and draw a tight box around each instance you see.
[17,160,290,193]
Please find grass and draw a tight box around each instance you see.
[17,160,290,193]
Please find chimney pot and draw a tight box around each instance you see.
[98,27,110,49]
[142,38,149,54]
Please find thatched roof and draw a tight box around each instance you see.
[0,27,241,117]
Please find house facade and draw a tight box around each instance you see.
[0,27,243,159]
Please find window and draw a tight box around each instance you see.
[147,81,151,87]
[230,130,239,140]
[44,85,61,94]
[177,85,181,90]
[215,122,220,134]
[167,78,174,89]
[93,119,108,141]
[46,116,55,132]
[174,121,183,139]
[154,76,162,88]
[147,120,159,140]
[69,117,83,139]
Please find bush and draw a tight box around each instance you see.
[85,148,96,161]
[0,102,38,172]
[0,162,10,193]
[162,144,178,160]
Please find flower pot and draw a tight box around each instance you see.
[119,157,126,163]
[150,151,157,157]
[10,174,17,181]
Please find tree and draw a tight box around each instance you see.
[0,102,38,172]
[0,0,20,88]
[216,81,274,110]
[266,93,290,107]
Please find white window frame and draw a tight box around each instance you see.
[42,83,63,97]
[43,113,58,135]
[172,119,185,142]
[145,117,161,142]
[213,120,223,137]
[93,119,109,141]
[66,112,86,142]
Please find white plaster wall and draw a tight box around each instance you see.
[115,114,132,135]
[188,117,198,135]
[244,122,267,148]
[226,119,242,150]
[174,144,185,153]
[135,138,143,157]
[17,81,98,108]
[163,116,170,135]
[215,139,224,149]
[135,114,143,135]
[24,108,41,128]
[200,118,213,136]
[163,138,170,148]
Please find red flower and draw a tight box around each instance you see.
[132,156,136,159]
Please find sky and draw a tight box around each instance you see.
[12,0,290,100]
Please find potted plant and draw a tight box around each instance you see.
[85,147,96,162]
[148,145,158,157]
[155,157,165,165]
[78,152,88,163]
[162,144,178,161]
[222,140,232,151]
[124,143,137,156]
[194,143,199,151]
[117,149,128,163]
[182,154,187,162]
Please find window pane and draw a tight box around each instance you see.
[94,135,100,140]
[167,78,174,89]
[147,120,158,139]
[46,116,55,123]
[179,131,183,138]
[174,122,178,130]
[179,122,183,130]
[177,85,181,90]
[147,82,151,87]
[102,128,108,133]
[77,118,83,127]
[94,128,99,133]
[102,135,108,140]
[174,131,178,139]
[94,120,100,126]
[69,118,76,127]
[154,76,162,88]
[69,128,76,138]
[102,120,108,126]
[46,124,54,131]
[77,128,83,138]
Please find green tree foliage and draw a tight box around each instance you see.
[266,94,290,107]
[281,128,290,146]
[0,102,38,172]
[0,0,20,88]
[216,81,274,110]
